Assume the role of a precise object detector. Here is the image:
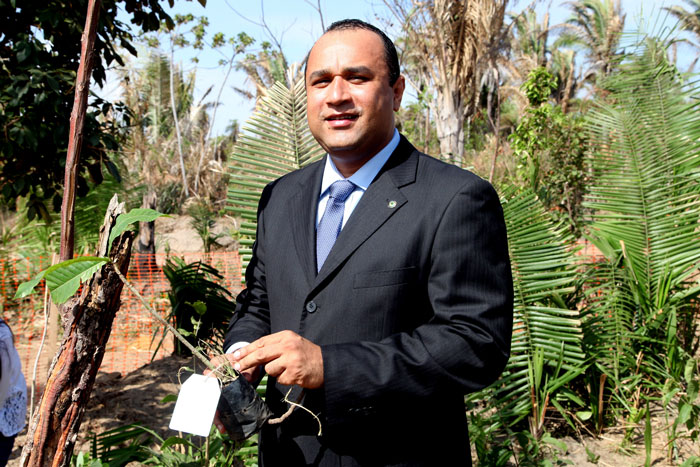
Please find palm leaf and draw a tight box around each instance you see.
[470,188,585,424]
[226,68,324,278]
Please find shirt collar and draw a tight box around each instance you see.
[320,129,400,197]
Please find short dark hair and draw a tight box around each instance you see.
[311,19,401,86]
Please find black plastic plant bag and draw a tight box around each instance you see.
[217,375,272,441]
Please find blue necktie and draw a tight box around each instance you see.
[316,180,356,272]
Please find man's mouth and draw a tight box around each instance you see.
[325,114,358,127]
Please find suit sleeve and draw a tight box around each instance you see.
[223,185,273,351]
[320,177,513,425]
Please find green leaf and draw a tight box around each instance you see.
[576,410,593,421]
[190,300,207,316]
[680,456,700,467]
[160,394,178,404]
[103,159,122,183]
[541,432,568,453]
[17,45,30,63]
[108,209,164,248]
[14,269,47,299]
[585,446,600,464]
[677,403,692,427]
[44,256,109,304]
[46,75,59,93]
[160,436,197,450]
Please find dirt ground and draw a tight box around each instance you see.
[8,354,191,465]
[8,352,699,466]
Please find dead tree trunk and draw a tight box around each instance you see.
[20,196,135,467]
[59,0,101,262]
[136,190,158,278]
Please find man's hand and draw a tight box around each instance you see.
[205,353,260,383]
[232,330,324,389]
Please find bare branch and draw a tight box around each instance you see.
[304,0,326,31]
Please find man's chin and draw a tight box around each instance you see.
[320,140,362,156]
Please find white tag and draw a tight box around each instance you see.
[169,373,221,437]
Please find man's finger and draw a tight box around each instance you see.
[263,358,284,378]
[234,342,282,372]
[213,410,227,434]
[205,354,235,377]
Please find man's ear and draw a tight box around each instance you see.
[393,75,406,111]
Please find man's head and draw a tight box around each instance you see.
[324,19,401,87]
[305,19,405,176]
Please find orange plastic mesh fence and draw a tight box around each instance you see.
[0,252,241,390]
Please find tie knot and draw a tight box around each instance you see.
[328,180,355,203]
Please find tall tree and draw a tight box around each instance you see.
[509,8,580,113]
[385,0,509,165]
[234,42,288,102]
[557,0,625,83]
[511,8,551,70]
[118,52,209,206]
[0,0,197,220]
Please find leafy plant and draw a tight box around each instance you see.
[71,424,153,467]
[581,37,700,444]
[468,188,585,460]
[510,67,588,234]
[469,410,514,466]
[160,257,235,357]
[71,423,259,467]
[15,208,160,301]
[664,357,700,458]
[187,200,222,253]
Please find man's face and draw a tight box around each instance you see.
[305,29,405,167]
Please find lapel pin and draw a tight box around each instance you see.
[388,200,397,209]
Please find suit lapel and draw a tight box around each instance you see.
[312,137,419,290]
[288,160,324,289]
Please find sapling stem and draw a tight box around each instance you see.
[112,263,219,374]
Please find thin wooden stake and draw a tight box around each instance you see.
[59,0,101,262]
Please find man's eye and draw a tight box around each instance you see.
[349,76,367,83]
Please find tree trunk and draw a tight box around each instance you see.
[170,36,188,198]
[432,88,465,165]
[136,190,158,278]
[59,0,101,262]
[488,94,501,183]
[20,196,135,467]
[561,52,577,114]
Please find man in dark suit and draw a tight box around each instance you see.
[219,19,513,466]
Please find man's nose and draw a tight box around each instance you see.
[327,76,350,105]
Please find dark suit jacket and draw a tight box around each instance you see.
[224,136,513,466]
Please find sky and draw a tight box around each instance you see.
[102,0,688,137]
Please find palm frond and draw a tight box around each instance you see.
[226,69,324,278]
[470,188,585,423]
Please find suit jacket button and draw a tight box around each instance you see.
[305,301,317,313]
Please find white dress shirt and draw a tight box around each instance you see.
[317,129,400,228]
